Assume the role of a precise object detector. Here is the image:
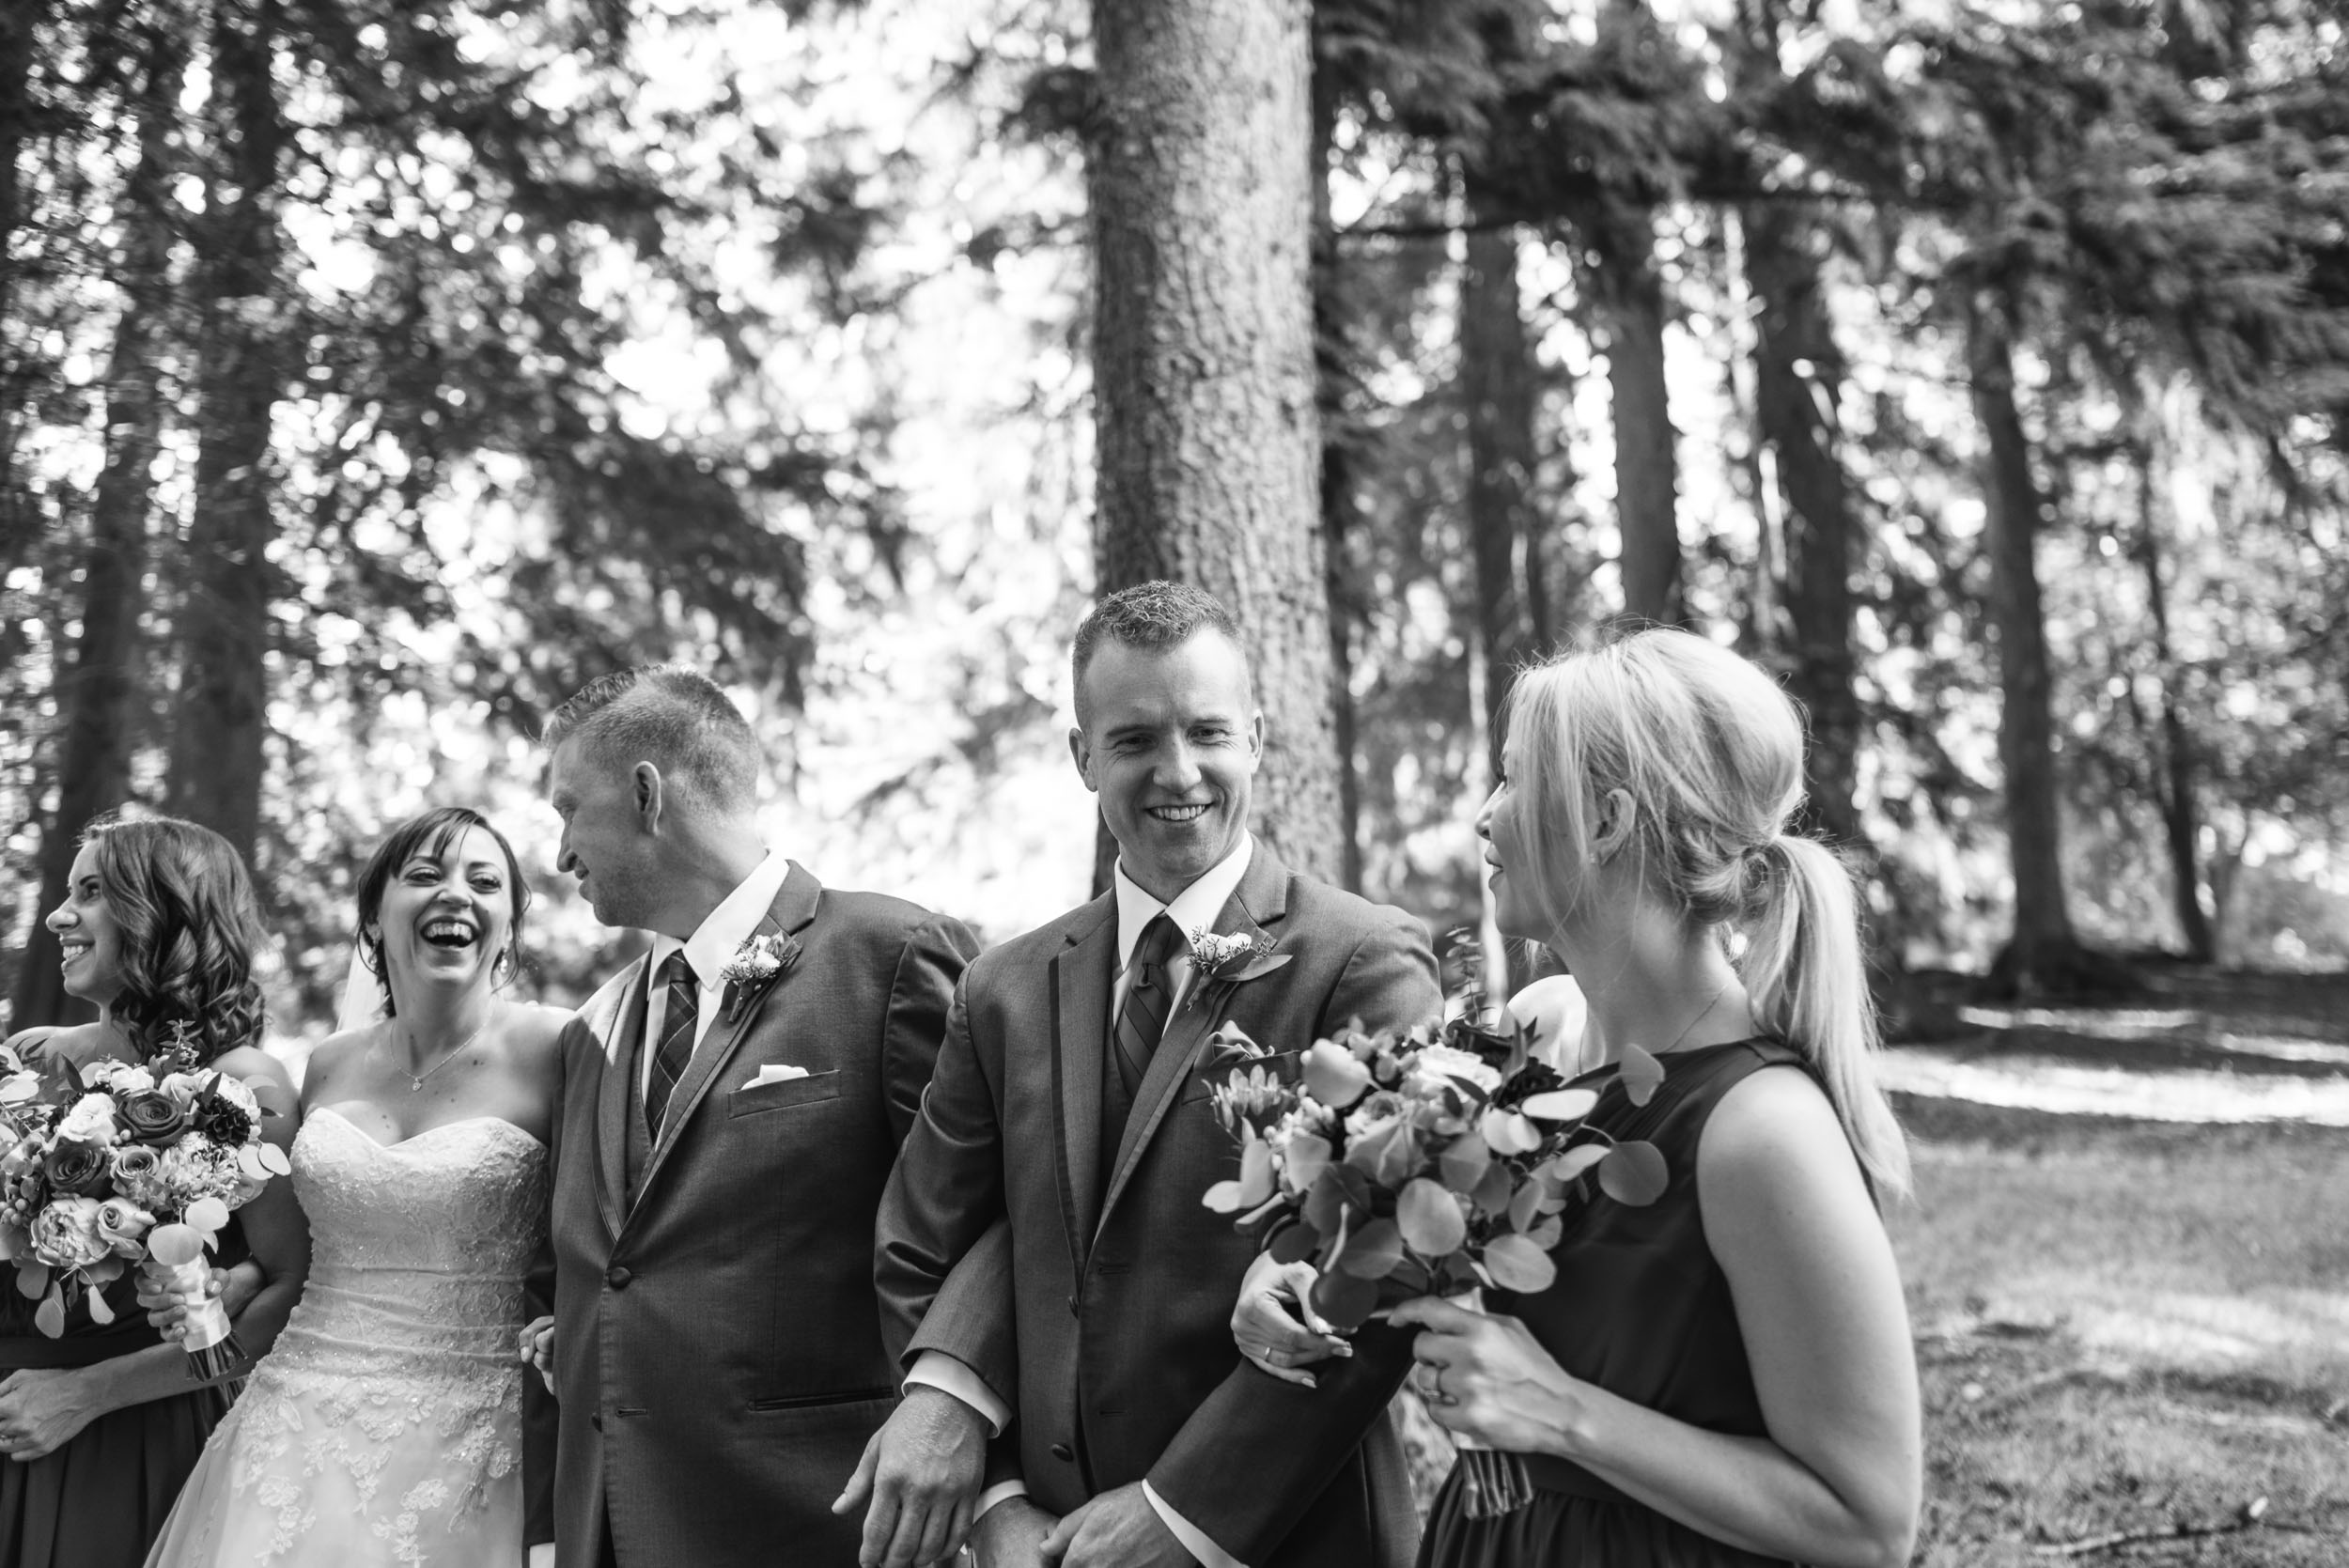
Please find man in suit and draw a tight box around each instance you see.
[858,582,1441,1568]
[539,665,979,1567]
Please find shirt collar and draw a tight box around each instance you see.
[649,849,791,986]
[1112,833,1254,971]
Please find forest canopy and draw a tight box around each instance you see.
[6,0,2348,1035]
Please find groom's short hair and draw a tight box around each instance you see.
[543,665,762,815]
[1071,580,1248,727]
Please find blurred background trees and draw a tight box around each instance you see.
[6,0,2349,1034]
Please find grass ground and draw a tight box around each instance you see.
[1895,1096,2348,1565]
[1402,970,2349,1562]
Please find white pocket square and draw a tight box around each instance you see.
[747,1063,811,1087]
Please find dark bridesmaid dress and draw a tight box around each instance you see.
[1419,1038,1812,1568]
[0,1261,234,1568]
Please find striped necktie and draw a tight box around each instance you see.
[1112,913,1184,1098]
[644,950,699,1140]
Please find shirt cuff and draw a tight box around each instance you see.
[1143,1481,1247,1568]
[904,1351,1011,1437]
[974,1479,1028,1522]
[525,1546,556,1568]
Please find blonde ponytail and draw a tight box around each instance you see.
[1742,835,1911,1203]
[1507,629,1910,1203]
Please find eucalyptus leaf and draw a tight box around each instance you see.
[1336,1217,1405,1279]
[1541,1143,1610,1185]
[34,1286,65,1337]
[1518,1086,1599,1123]
[1438,1130,1491,1192]
[1396,1177,1467,1256]
[1481,1233,1558,1294]
[1618,1043,1666,1108]
[1470,1160,1515,1218]
[1310,1266,1379,1331]
[1506,1175,1543,1234]
[1268,1219,1322,1265]
[1598,1140,1668,1205]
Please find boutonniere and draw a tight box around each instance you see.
[1183,927,1291,1014]
[719,932,801,1023]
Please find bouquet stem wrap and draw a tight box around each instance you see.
[1444,1289,1533,1519]
[147,1225,243,1382]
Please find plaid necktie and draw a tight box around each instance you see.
[644,950,699,1141]
[1112,914,1184,1098]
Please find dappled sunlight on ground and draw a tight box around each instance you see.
[1881,1048,2349,1122]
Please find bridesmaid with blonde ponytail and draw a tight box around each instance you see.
[1237,629,1921,1568]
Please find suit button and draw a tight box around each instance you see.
[591,1413,604,1433]
[605,1265,632,1289]
[1050,1441,1075,1462]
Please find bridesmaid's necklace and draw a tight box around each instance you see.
[1654,975,1738,1057]
[388,1014,492,1093]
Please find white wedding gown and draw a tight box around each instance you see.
[146,1108,548,1567]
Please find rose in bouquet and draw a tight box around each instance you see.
[1200,986,1667,1515]
[0,1032,288,1377]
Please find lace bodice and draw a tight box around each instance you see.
[149,1108,548,1566]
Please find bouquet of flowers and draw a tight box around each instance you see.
[0,1027,288,1378]
[1200,978,1667,1516]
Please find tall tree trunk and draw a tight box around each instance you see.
[1746,204,1863,846]
[167,0,283,863]
[2134,437,2213,961]
[1588,204,1682,626]
[0,0,54,606]
[1088,0,1335,887]
[1967,289,2080,986]
[1461,208,1538,778]
[13,19,182,1032]
[1311,20,1361,893]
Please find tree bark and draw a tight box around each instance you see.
[1088,0,1336,887]
[13,19,182,1031]
[1461,211,1539,778]
[2134,437,2214,961]
[0,0,54,602]
[1746,203,1863,846]
[1310,34,1362,893]
[166,0,283,864]
[1587,205,1682,626]
[1967,288,2081,982]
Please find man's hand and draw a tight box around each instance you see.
[832,1386,989,1567]
[971,1496,1059,1568]
[517,1315,554,1393]
[1038,1483,1195,1568]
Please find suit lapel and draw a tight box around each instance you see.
[1051,897,1117,1258]
[593,957,652,1238]
[630,862,823,1207]
[1097,847,1293,1239]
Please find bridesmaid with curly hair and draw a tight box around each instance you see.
[0,815,305,1568]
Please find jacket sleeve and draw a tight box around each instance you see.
[1143,907,1441,1561]
[880,912,983,1148]
[874,970,1014,1397]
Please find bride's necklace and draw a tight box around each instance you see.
[386,1015,492,1094]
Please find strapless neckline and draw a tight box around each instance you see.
[307,1102,546,1154]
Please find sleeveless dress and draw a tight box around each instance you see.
[1419,1038,1809,1568]
[0,1263,234,1568]
[144,1108,549,1567]
[0,1040,238,1568]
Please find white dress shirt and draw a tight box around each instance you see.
[640,848,794,1098]
[907,835,1255,1566]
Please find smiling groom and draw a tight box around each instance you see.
[540,666,979,1567]
[864,583,1440,1568]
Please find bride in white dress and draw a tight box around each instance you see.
[145,807,567,1568]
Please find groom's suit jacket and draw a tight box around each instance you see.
[548,862,977,1568]
[875,846,1439,1568]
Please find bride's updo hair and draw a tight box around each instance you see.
[1504,629,1909,1200]
[354,807,532,1018]
[81,815,269,1063]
